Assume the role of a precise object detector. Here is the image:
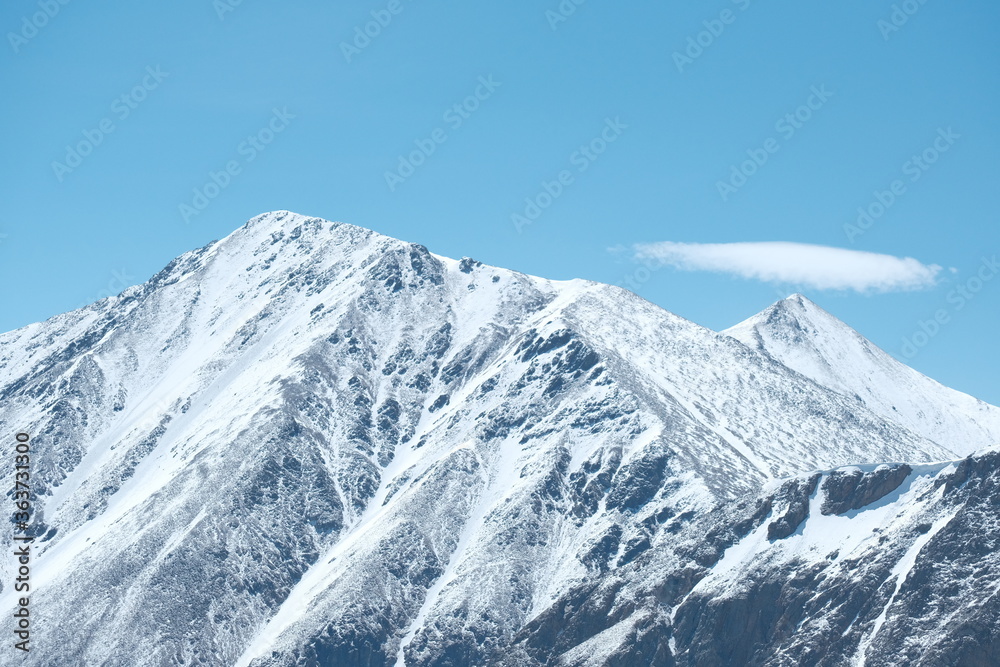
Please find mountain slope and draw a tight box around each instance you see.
[724,294,1000,455]
[0,212,989,667]
[511,446,1000,667]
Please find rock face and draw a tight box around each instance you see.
[766,473,820,540]
[564,452,1000,667]
[820,464,912,516]
[0,211,995,666]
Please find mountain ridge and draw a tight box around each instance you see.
[725,292,1000,454]
[0,210,995,666]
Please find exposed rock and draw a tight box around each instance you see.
[821,464,912,515]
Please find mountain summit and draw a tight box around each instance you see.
[1,212,997,666]
[725,293,1000,454]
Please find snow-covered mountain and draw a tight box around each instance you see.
[0,211,996,666]
[513,447,1000,666]
[725,294,1000,455]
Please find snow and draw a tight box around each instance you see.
[0,212,994,666]
[685,462,955,605]
[725,294,1000,455]
[853,500,958,666]
[391,439,513,667]
[557,614,644,666]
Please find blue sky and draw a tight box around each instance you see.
[2,0,997,404]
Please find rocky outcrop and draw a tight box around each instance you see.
[821,464,912,515]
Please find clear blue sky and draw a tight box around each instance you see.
[2,1,997,404]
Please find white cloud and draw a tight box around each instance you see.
[632,241,943,293]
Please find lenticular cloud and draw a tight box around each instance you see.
[632,241,943,293]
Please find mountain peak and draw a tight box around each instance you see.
[725,296,1000,454]
[727,294,856,359]
[769,292,836,322]
[232,210,400,248]
[245,209,326,228]
[779,293,821,310]
[240,209,317,234]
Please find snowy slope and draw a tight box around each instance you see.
[0,212,992,666]
[724,294,1000,455]
[522,447,1000,666]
